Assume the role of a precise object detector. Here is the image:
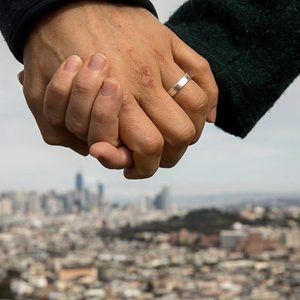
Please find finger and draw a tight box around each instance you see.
[160,62,208,145]
[44,55,83,127]
[138,87,196,168]
[88,78,133,169]
[22,62,89,157]
[65,53,109,141]
[171,33,219,123]
[37,116,89,156]
[90,142,133,169]
[119,98,164,179]
[88,78,122,146]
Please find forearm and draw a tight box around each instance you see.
[0,0,157,63]
[166,0,300,137]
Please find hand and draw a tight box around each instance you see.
[22,2,218,179]
[43,54,133,169]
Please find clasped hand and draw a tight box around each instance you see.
[20,2,218,179]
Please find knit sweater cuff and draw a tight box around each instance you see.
[166,0,300,138]
[0,0,157,63]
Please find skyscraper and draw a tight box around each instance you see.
[74,172,87,211]
[153,186,171,212]
[75,172,84,192]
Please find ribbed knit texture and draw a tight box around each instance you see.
[0,0,157,63]
[166,0,300,137]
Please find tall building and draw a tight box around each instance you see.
[153,186,171,212]
[75,172,84,192]
[74,172,87,211]
[24,192,41,215]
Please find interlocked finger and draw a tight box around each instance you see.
[161,61,208,146]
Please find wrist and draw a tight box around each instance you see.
[24,2,105,77]
[24,2,154,65]
[11,0,157,63]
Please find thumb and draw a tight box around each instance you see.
[170,32,219,123]
[17,70,25,85]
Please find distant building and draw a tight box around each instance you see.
[0,173,106,216]
[74,172,89,211]
[236,233,280,256]
[283,228,300,249]
[220,230,247,250]
[153,186,171,212]
[75,172,84,192]
[138,195,153,213]
[0,196,13,216]
[58,265,98,282]
[42,192,64,215]
[55,257,98,282]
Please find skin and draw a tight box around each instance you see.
[21,1,218,179]
[44,54,133,169]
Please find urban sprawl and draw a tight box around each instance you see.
[0,174,300,300]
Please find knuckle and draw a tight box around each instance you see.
[135,65,155,90]
[196,57,210,72]
[44,102,64,127]
[72,80,92,96]
[65,117,86,138]
[47,81,68,96]
[91,108,109,125]
[124,45,156,90]
[42,132,61,146]
[142,134,164,157]
[183,124,197,143]
[198,91,209,112]
[136,168,156,179]
[190,132,202,146]
[160,159,178,169]
[175,124,197,146]
[23,88,40,103]
[45,111,64,128]
[189,86,209,114]
[189,56,211,78]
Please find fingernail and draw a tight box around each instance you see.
[101,80,117,96]
[64,55,82,72]
[88,53,107,71]
[210,107,217,123]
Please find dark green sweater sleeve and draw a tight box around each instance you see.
[0,0,157,63]
[166,0,300,138]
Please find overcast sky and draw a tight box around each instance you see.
[0,0,299,200]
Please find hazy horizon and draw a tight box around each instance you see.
[0,0,299,200]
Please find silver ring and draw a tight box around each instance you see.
[168,73,191,97]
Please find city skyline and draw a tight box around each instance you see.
[0,172,176,216]
[0,0,299,198]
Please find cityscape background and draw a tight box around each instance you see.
[1,172,300,299]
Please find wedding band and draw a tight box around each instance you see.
[168,73,191,97]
